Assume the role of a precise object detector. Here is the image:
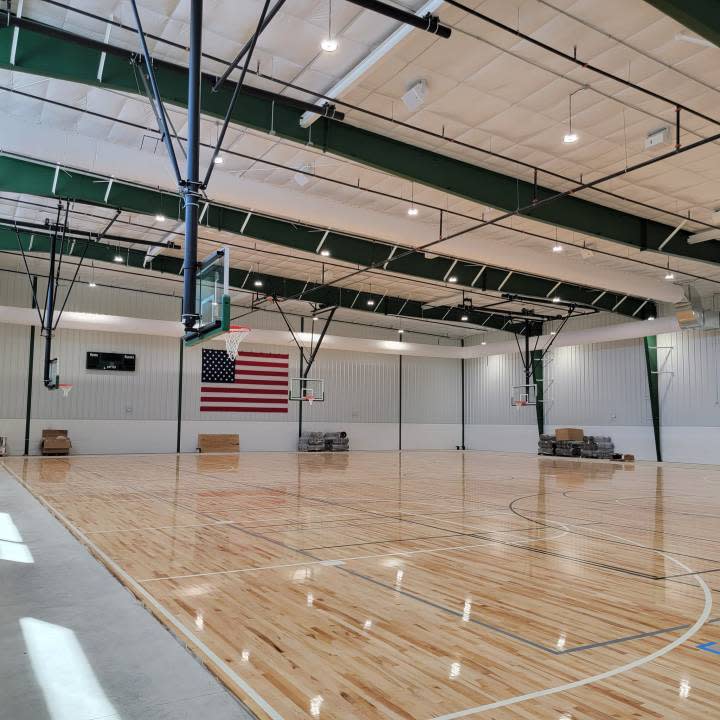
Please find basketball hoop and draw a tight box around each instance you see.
[302,390,315,406]
[224,325,250,360]
[58,384,73,398]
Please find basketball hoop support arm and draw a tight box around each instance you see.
[304,307,336,378]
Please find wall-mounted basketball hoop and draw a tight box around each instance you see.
[58,384,74,398]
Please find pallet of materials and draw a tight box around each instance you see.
[324,432,349,452]
[298,431,325,452]
[581,436,615,459]
[197,434,240,453]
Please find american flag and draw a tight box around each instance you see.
[200,349,289,413]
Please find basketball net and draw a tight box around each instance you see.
[225,325,250,360]
[58,384,73,398]
[303,389,315,406]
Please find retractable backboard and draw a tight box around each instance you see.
[185,247,231,346]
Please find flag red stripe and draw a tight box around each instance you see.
[200,406,289,413]
[234,369,288,377]
[201,396,288,404]
[235,360,288,368]
[237,352,289,359]
[201,387,287,395]
[227,379,288,386]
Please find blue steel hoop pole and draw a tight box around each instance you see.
[182,0,203,332]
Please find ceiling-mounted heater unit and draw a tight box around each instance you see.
[674,287,720,330]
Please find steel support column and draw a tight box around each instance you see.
[181,0,202,331]
[643,335,662,462]
[531,348,544,436]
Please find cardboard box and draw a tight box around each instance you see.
[41,429,72,455]
[555,428,584,442]
[623,454,635,463]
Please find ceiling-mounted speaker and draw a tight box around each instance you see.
[402,79,427,112]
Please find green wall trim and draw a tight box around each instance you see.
[0,155,656,321]
[643,335,662,462]
[0,15,706,270]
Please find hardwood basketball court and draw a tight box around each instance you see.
[4,451,718,719]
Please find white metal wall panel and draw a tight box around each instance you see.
[302,350,399,424]
[402,356,460,424]
[544,339,650,427]
[0,323,30,418]
[31,329,178,421]
[655,329,720,427]
[0,272,32,307]
[465,353,534,425]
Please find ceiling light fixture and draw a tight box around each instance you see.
[398,328,404,334]
[407,181,419,216]
[213,155,224,164]
[665,271,675,280]
[550,331,557,336]
[253,279,263,287]
[155,213,166,222]
[647,315,655,321]
[321,0,338,52]
[552,296,561,303]
[563,91,579,144]
[320,249,331,257]
[461,315,469,322]
[367,298,375,306]
[481,340,487,346]
[552,243,563,253]
[448,275,458,283]
[113,254,123,263]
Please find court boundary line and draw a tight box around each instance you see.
[1,463,285,720]
[430,525,713,719]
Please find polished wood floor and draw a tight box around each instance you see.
[4,451,720,719]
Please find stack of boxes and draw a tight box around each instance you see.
[581,436,615,459]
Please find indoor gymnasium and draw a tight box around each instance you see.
[1,1,720,718]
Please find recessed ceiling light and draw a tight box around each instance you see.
[563,133,578,144]
[665,272,675,280]
[155,213,166,222]
[320,249,331,257]
[114,254,123,263]
[321,37,338,52]
[448,275,458,283]
[407,206,418,216]
[213,155,224,165]
[253,279,263,287]
[366,298,375,306]
[552,296,561,303]
[460,315,469,322]
[552,244,563,252]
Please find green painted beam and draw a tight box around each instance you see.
[0,14,707,270]
[0,155,656,320]
[0,226,538,332]
[644,0,720,49]
[643,335,662,462]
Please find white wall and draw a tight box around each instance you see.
[2,272,720,463]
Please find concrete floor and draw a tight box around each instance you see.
[0,466,255,720]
